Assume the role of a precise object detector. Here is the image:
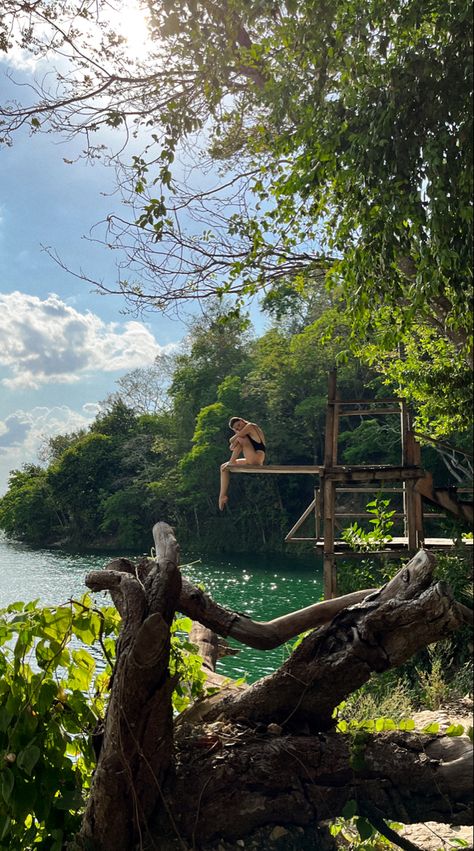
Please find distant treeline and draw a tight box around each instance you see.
[0,301,467,553]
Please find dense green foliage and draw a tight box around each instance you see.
[0,598,207,848]
[0,597,118,848]
[0,301,470,551]
[152,0,473,436]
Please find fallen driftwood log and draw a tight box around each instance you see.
[81,522,472,851]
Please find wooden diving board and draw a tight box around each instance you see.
[227,464,324,474]
[228,464,425,481]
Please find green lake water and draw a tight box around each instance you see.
[0,535,323,682]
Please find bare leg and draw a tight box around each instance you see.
[218,468,230,510]
[218,437,264,510]
[219,441,243,509]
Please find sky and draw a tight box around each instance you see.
[0,7,213,495]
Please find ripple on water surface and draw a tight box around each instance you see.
[0,537,323,683]
[183,552,323,681]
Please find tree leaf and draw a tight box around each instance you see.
[0,813,11,841]
[17,745,41,776]
[1,768,14,803]
[342,798,357,818]
[356,816,374,840]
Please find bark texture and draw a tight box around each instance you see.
[80,523,182,850]
[167,726,472,845]
[81,524,472,850]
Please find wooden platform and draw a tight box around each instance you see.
[227,464,323,474]
[314,537,473,553]
[228,464,424,482]
[326,465,424,482]
[227,372,471,600]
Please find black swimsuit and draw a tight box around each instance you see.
[248,432,266,453]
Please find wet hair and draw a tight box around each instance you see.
[229,416,244,429]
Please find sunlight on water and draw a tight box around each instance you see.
[0,535,323,682]
[183,553,323,681]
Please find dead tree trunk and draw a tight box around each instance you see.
[168,727,472,846]
[79,524,182,850]
[82,523,472,850]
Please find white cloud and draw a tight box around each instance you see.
[0,291,175,389]
[0,404,99,495]
[83,402,101,416]
[1,45,39,72]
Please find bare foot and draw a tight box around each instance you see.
[218,495,228,511]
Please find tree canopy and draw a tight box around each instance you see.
[1,0,472,435]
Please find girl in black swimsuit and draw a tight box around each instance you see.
[219,417,266,510]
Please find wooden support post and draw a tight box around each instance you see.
[324,371,337,468]
[332,390,340,466]
[315,487,320,540]
[405,490,417,551]
[323,371,338,598]
[323,479,337,598]
[410,431,425,546]
[400,404,421,551]
[400,401,411,546]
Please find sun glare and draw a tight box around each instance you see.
[116,1,154,58]
[2,1,155,71]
